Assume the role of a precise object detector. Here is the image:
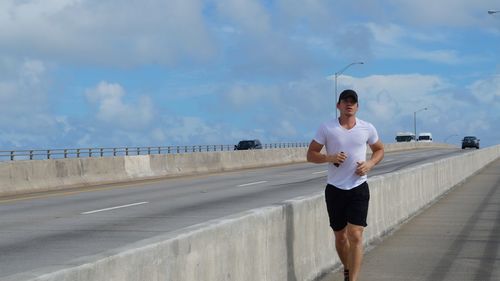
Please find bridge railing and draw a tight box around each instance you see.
[0,142,309,161]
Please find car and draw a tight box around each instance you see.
[395,132,416,142]
[462,136,480,149]
[234,139,263,150]
[418,132,433,142]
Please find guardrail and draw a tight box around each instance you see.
[0,142,309,161]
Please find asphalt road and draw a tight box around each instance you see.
[0,147,464,278]
[317,157,500,281]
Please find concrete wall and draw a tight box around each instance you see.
[0,147,307,197]
[6,144,499,281]
[0,142,451,197]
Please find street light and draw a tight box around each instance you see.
[334,61,364,118]
[413,107,428,140]
[488,10,499,14]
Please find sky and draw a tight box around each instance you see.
[0,0,499,150]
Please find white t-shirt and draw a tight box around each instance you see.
[314,117,379,190]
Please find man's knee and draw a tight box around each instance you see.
[334,229,348,245]
[346,224,364,245]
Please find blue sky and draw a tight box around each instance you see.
[0,0,499,149]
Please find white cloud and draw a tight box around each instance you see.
[365,23,405,46]
[161,116,222,144]
[275,0,334,29]
[411,49,461,64]
[224,83,280,107]
[54,116,73,134]
[275,120,298,137]
[470,75,500,106]
[85,81,155,128]
[0,0,215,66]
[348,74,450,114]
[0,58,48,121]
[364,23,462,64]
[215,0,272,35]
[0,58,75,148]
[150,128,166,143]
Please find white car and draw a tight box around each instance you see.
[418,132,433,142]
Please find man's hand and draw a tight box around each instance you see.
[355,160,374,176]
[332,152,347,167]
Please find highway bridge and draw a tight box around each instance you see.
[0,142,499,281]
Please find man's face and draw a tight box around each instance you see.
[337,98,358,116]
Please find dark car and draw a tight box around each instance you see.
[462,136,480,149]
[234,139,263,150]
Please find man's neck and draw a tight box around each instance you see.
[338,115,356,129]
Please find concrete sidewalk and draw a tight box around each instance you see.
[318,158,500,281]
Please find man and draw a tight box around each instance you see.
[307,89,384,281]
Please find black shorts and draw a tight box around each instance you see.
[324,181,370,231]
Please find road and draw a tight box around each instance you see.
[0,147,463,278]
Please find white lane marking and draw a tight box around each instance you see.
[312,170,327,174]
[238,181,268,187]
[81,201,149,215]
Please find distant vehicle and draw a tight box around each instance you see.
[461,136,480,149]
[234,139,263,150]
[418,132,433,142]
[395,132,416,142]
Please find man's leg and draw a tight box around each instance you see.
[346,223,364,281]
[334,228,350,279]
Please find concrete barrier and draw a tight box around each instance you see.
[5,144,499,281]
[0,147,308,197]
[0,142,452,197]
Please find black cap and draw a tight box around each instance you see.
[338,89,358,103]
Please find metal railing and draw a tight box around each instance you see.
[0,142,309,161]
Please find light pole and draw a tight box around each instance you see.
[488,10,499,14]
[413,107,428,139]
[334,62,364,118]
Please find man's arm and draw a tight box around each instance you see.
[307,140,346,165]
[368,140,384,166]
[355,140,384,176]
[307,140,327,163]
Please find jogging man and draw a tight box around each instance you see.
[307,89,384,281]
